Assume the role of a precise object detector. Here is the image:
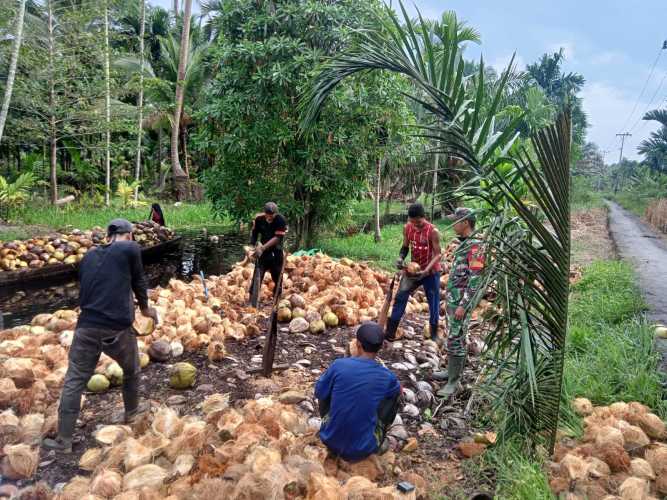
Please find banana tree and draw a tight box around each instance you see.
[301,1,571,451]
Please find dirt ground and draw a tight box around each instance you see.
[31,307,491,498]
[570,207,615,267]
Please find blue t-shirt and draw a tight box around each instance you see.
[315,357,401,461]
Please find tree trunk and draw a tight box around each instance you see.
[173,0,179,14]
[171,0,191,200]
[0,0,26,144]
[134,0,146,202]
[48,0,57,204]
[430,151,439,220]
[374,157,382,243]
[104,0,111,206]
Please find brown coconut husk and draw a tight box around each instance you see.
[1,443,39,480]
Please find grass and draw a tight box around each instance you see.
[610,192,653,217]
[1,202,231,241]
[564,260,666,417]
[313,219,454,271]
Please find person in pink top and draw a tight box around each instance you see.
[385,203,442,342]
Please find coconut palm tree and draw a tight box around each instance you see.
[301,2,571,451]
[0,0,27,144]
[639,109,667,173]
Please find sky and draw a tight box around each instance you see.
[152,0,667,161]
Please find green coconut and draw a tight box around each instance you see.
[323,312,339,328]
[309,319,326,335]
[105,362,123,386]
[169,362,196,389]
[139,353,150,368]
[87,374,110,393]
[277,307,292,323]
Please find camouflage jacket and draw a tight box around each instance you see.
[446,237,485,309]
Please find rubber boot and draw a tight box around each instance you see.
[429,322,439,342]
[436,355,465,398]
[384,318,400,342]
[42,412,77,453]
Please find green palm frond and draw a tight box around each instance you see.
[643,109,667,127]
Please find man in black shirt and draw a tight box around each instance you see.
[249,202,287,302]
[43,219,158,453]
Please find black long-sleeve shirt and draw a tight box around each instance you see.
[76,241,148,331]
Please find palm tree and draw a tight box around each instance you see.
[0,0,27,144]
[301,2,571,451]
[171,0,192,200]
[639,109,667,173]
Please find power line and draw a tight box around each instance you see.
[620,46,664,132]
[616,132,632,164]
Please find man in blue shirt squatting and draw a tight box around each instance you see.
[315,322,401,462]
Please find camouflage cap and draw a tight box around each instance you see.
[446,207,476,224]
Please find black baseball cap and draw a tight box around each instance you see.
[446,207,476,224]
[107,218,133,236]
[264,202,278,214]
[356,321,385,353]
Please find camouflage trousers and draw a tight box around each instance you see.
[445,287,471,357]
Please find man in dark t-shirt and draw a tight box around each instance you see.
[315,322,401,462]
[42,219,158,453]
[249,202,287,302]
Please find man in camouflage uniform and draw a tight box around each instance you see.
[437,208,485,399]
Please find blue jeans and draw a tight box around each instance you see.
[390,272,440,326]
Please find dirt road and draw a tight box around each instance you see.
[607,201,667,374]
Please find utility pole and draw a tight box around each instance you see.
[616,132,632,164]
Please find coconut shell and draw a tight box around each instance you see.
[207,341,226,362]
[91,469,123,497]
[60,476,91,500]
[573,398,594,416]
[79,448,104,472]
[594,443,630,472]
[636,413,666,439]
[2,443,38,479]
[630,458,655,481]
[148,340,171,362]
[122,464,168,491]
[618,476,649,500]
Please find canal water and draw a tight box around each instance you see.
[0,226,248,328]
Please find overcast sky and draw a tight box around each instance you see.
[151,0,667,161]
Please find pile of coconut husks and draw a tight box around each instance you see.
[550,398,667,499]
[0,252,493,498]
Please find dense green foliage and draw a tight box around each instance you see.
[194,0,420,247]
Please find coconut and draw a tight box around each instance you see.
[139,353,150,369]
[170,341,184,358]
[618,477,649,500]
[124,438,152,472]
[595,425,624,448]
[609,402,630,418]
[0,410,20,446]
[0,378,18,406]
[122,464,167,491]
[573,398,594,416]
[594,443,630,472]
[3,358,34,388]
[304,310,321,324]
[19,414,44,444]
[148,340,171,362]
[86,373,110,393]
[133,316,155,336]
[91,469,123,497]
[636,413,666,439]
[645,445,667,474]
[621,425,650,451]
[79,448,104,471]
[169,363,196,389]
[655,325,667,338]
[289,294,306,309]
[60,476,92,500]
[291,308,306,319]
[277,307,292,323]
[1,443,38,479]
[59,330,74,347]
[95,425,132,446]
[288,317,309,334]
[630,458,655,481]
[202,393,230,419]
[405,262,421,275]
[152,408,183,439]
[309,320,326,335]
[322,312,339,328]
[172,454,195,477]
[207,341,226,362]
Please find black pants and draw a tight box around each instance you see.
[250,252,284,299]
[57,327,140,438]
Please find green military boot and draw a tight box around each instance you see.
[436,355,465,399]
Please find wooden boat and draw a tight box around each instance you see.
[0,237,182,287]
